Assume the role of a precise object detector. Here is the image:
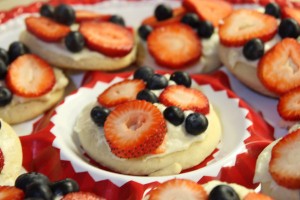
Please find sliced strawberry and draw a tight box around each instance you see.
[0,186,24,200]
[277,87,300,121]
[148,179,207,200]
[62,192,104,200]
[269,129,300,189]
[0,149,3,173]
[244,192,273,200]
[182,0,232,27]
[104,100,167,158]
[147,23,201,69]
[219,9,277,47]
[97,79,146,108]
[281,6,300,24]
[142,7,187,28]
[75,10,112,23]
[25,16,70,42]
[159,85,209,114]
[258,38,300,95]
[79,21,134,57]
[6,54,55,97]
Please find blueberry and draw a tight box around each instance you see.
[181,13,200,29]
[109,15,125,26]
[8,41,30,63]
[0,48,9,65]
[136,89,158,103]
[154,4,173,21]
[264,2,281,18]
[146,74,168,90]
[208,185,240,200]
[133,66,154,82]
[51,178,79,196]
[0,87,12,107]
[185,113,208,135]
[163,106,185,126]
[39,4,54,19]
[90,106,110,126]
[242,38,264,61]
[0,59,7,79]
[15,172,51,191]
[197,21,214,38]
[54,4,75,25]
[138,25,153,41]
[65,31,85,53]
[278,18,300,39]
[170,71,191,87]
[25,182,53,200]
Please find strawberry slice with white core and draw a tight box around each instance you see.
[0,149,3,173]
[79,21,134,57]
[269,129,300,189]
[258,38,300,95]
[97,79,146,108]
[104,100,167,158]
[6,54,55,97]
[75,10,112,23]
[62,192,104,200]
[148,179,207,200]
[147,23,201,69]
[277,87,300,121]
[159,85,209,114]
[219,9,277,47]
[0,186,24,200]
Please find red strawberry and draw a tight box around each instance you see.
[147,23,201,69]
[281,6,300,24]
[159,85,209,114]
[0,149,3,173]
[182,0,233,27]
[142,7,187,28]
[62,192,104,200]
[219,9,277,47]
[25,16,70,42]
[269,129,300,189]
[97,79,146,108]
[104,100,167,158]
[277,87,300,121]
[244,192,273,200]
[6,54,55,97]
[75,10,112,23]
[0,186,24,200]
[258,38,300,95]
[148,179,207,200]
[79,21,134,57]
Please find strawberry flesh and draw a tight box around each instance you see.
[282,7,300,24]
[0,149,3,173]
[0,186,24,200]
[277,87,300,121]
[62,192,104,200]
[75,10,112,23]
[244,192,273,200]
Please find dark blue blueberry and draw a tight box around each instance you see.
[0,59,7,79]
[25,182,53,200]
[51,178,79,196]
[278,18,300,39]
[185,113,208,135]
[163,106,185,126]
[39,4,54,19]
[138,25,153,41]
[133,66,154,82]
[0,48,9,65]
[90,106,110,126]
[54,4,75,25]
[170,71,191,87]
[65,31,85,52]
[136,89,158,103]
[146,74,168,90]
[208,185,240,200]
[242,38,264,61]
[15,172,51,191]
[197,21,214,38]
[0,87,12,107]
[109,15,125,26]
[8,42,30,63]
[154,4,173,21]
[264,2,281,18]
[181,13,200,28]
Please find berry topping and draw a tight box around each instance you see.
[133,66,154,82]
[90,106,111,126]
[208,185,239,200]
[0,59,7,79]
[244,192,273,200]
[0,87,12,107]
[258,38,300,95]
[79,21,134,57]
[6,54,55,97]
[8,41,30,63]
[138,25,153,41]
[185,113,208,135]
[182,0,233,27]
[147,23,201,69]
[54,4,75,25]
[269,129,300,189]
[136,89,158,103]
[15,172,51,191]
[62,192,104,200]
[146,74,168,90]
[170,71,192,87]
[98,79,145,108]
[0,48,9,65]
[277,87,300,121]
[159,85,209,114]
[242,38,264,61]
[219,9,277,47]
[148,179,207,200]
[154,4,173,21]
[64,31,85,52]
[104,100,167,158]
[264,3,281,18]
[75,10,111,23]
[282,7,300,25]
[25,16,70,42]
[278,18,300,39]
[51,178,79,196]
[0,148,3,173]
[0,186,24,200]
[109,15,125,26]
[40,4,54,19]
[197,21,214,39]
[24,182,53,200]
[181,13,200,28]
[163,106,185,126]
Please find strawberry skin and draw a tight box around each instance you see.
[0,186,24,200]
[219,9,277,47]
[277,87,300,121]
[147,23,201,69]
[282,7,300,24]
[182,0,233,27]
[244,192,273,200]
[159,85,209,114]
[0,149,3,173]
[79,21,134,57]
[269,129,300,189]
[6,54,55,97]
[75,10,112,23]
[25,16,70,42]
[97,79,146,108]
[258,38,300,95]
[62,192,104,200]
[104,100,167,158]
